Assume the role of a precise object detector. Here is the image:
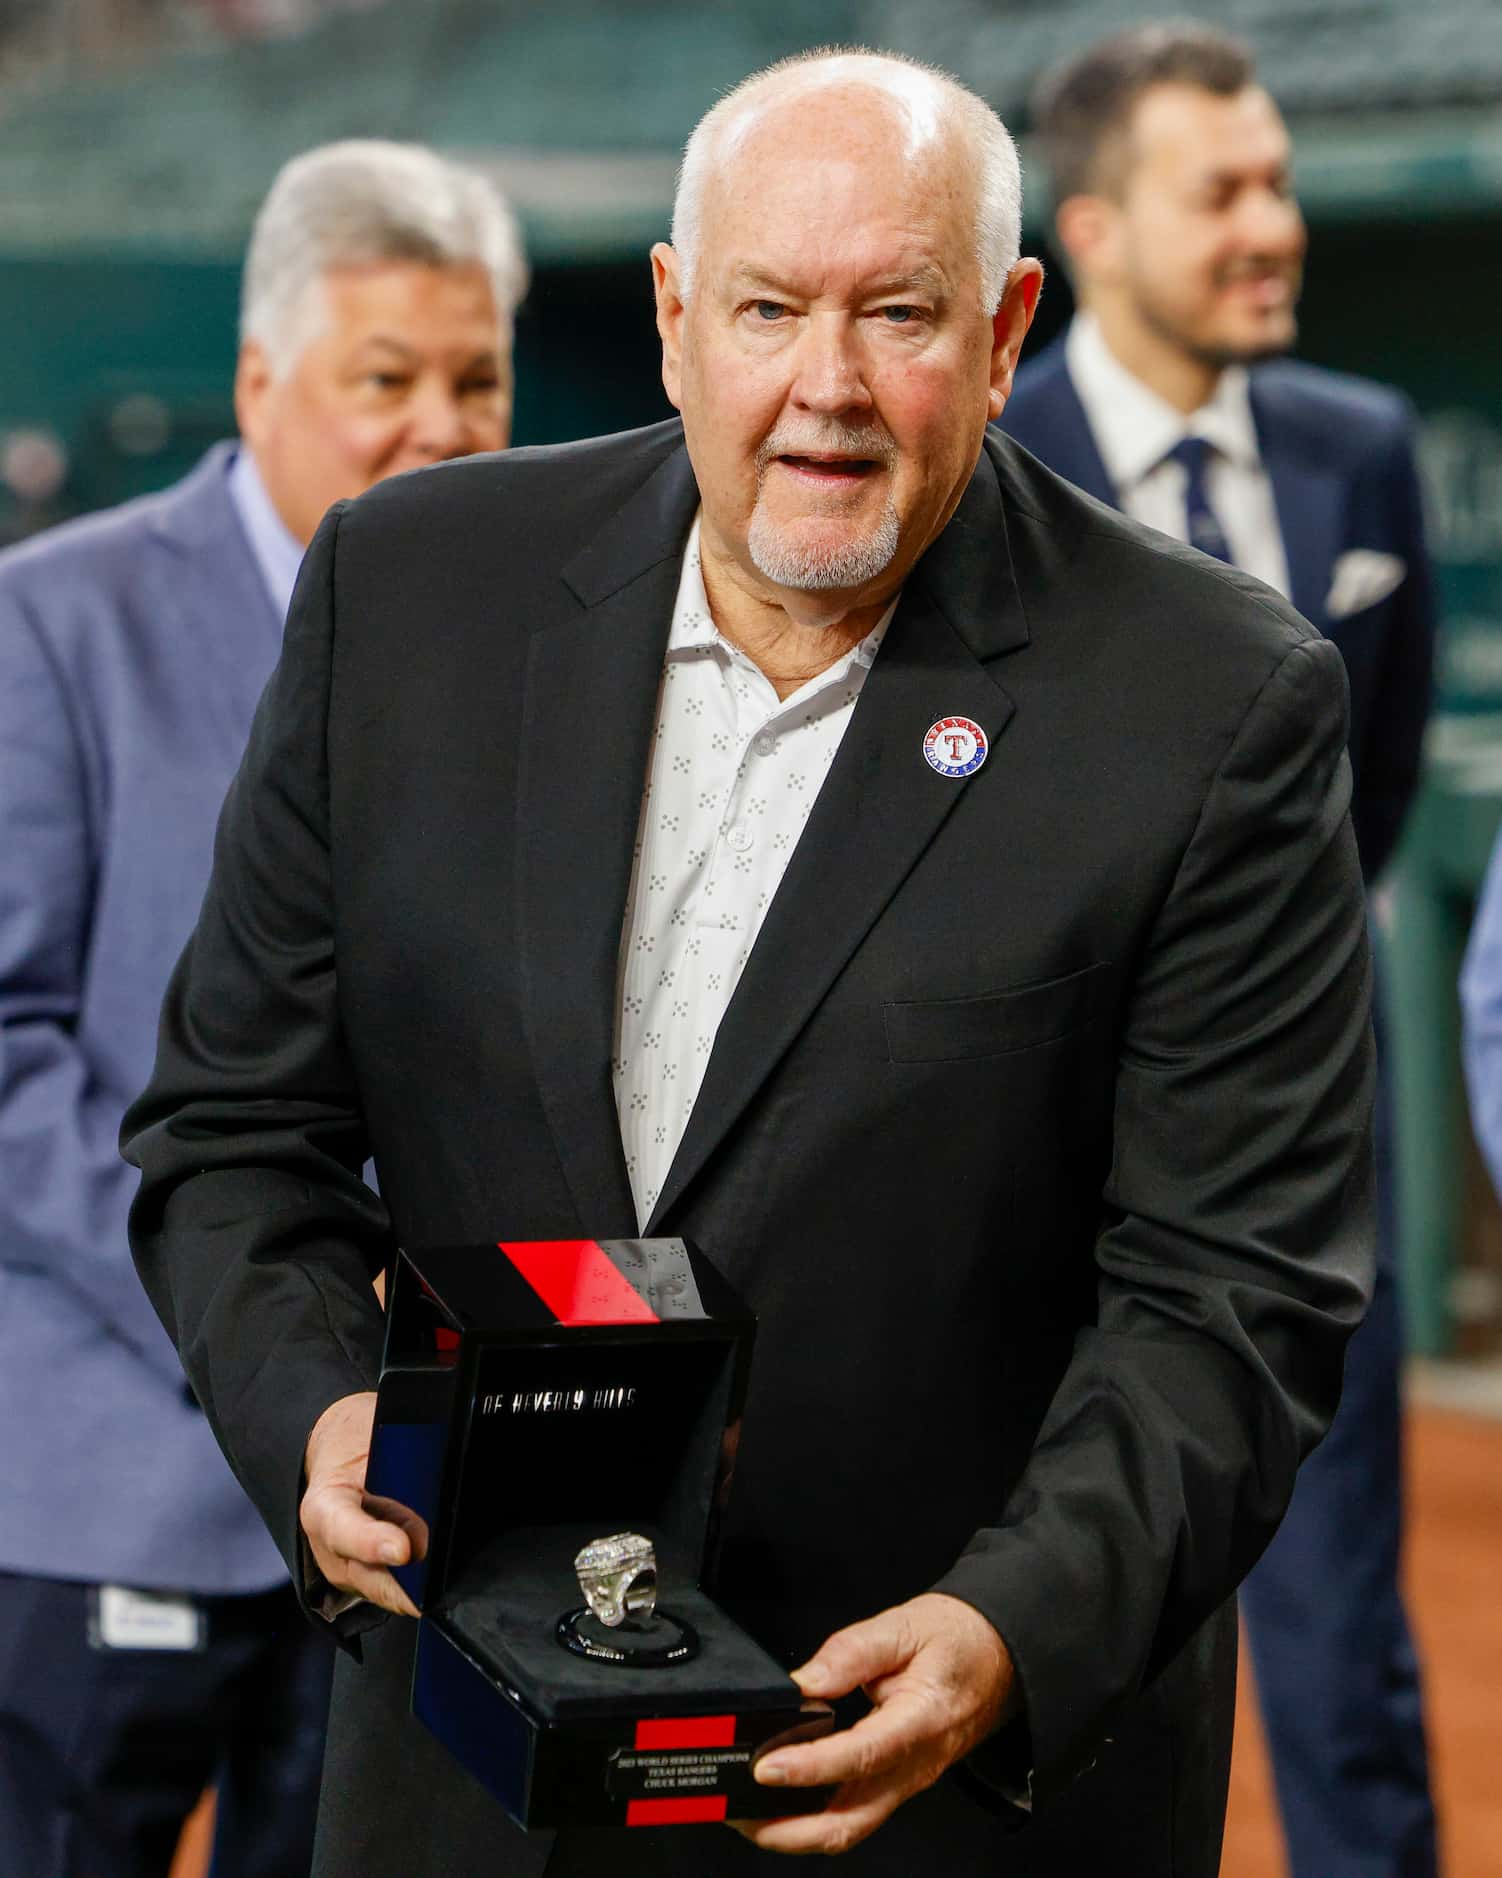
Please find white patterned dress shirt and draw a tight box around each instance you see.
[1066,311,1290,598]
[613,515,894,1229]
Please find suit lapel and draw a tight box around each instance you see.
[999,340,1118,508]
[515,442,699,1233]
[1252,378,1343,628]
[1045,359,1117,507]
[150,443,285,726]
[647,446,1028,1229]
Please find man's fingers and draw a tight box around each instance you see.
[360,1491,430,1559]
[733,1779,909,1858]
[791,1607,914,1701]
[755,1688,934,1792]
[324,1555,421,1619]
[305,1483,414,1566]
[301,1484,424,1617]
[301,1479,429,1618]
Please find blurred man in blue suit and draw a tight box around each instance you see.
[0,139,525,1877]
[1004,24,1437,1876]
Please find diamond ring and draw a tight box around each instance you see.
[574,1532,657,1629]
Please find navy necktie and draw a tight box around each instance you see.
[1164,435,1234,565]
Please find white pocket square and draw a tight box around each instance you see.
[1325,549,1406,620]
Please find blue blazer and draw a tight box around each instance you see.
[0,444,289,1592]
[1001,334,1436,880]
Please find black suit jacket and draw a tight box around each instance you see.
[1001,333,1436,880]
[124,421,1374,1876]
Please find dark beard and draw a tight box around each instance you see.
[1137,292,1299,372]
[1190,328,1298,371]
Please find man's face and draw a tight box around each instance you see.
[235,260,511,545]
[1102,83,1305,367]
[653,87,1040,608]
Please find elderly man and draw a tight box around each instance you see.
[0,141,524,1876]
[1003,26,1438,1876]
[123,52,1372,1878]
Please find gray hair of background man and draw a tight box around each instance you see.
[240,139,530,377]
[1031,21,1256,204]
[670,47,1022,313]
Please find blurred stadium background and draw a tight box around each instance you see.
[1,4,1498,1873]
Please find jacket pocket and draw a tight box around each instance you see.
[883,962,1109,1063]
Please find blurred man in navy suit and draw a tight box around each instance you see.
[1004,24,1437,1876]
[0,140,525,1877]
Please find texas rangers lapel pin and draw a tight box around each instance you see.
[923,715,988,778]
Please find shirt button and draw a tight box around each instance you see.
[754,734,777,757]
[726,825,753,853]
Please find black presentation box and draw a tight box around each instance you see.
[364,1238,834,1830]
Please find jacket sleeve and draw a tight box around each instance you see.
[1352,401,1436,883]
[1460,830,1502,1198]
[0,587,184,1388]
[933,633,1375,1808]
[122,501,392,1608]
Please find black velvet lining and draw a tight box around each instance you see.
[440,1525,798,1721]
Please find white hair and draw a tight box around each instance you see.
[670,48,1022,312]
[241,140,529,375]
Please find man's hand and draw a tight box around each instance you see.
[735,1592,1017,1857]
[300,1390,428,1618]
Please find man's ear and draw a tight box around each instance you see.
[650,243,686,413]
[233,340,275,451]
[1054,193,1121,285]
[987,258,1045,420]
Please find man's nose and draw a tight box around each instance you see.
[1241,187,1305,257]
[405,380,473,459]
[790,314,873,416]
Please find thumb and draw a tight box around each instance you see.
[792,1607,916,1700]
[361,1492,430,1562]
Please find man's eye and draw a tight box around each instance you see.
[754,301,786,321]
[880,306,918,324]
[364,372,409,391]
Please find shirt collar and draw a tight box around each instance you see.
[667,513,719,652]
[668,511,894,673]
[226,444,306,623]
[1066,311,1261,489]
